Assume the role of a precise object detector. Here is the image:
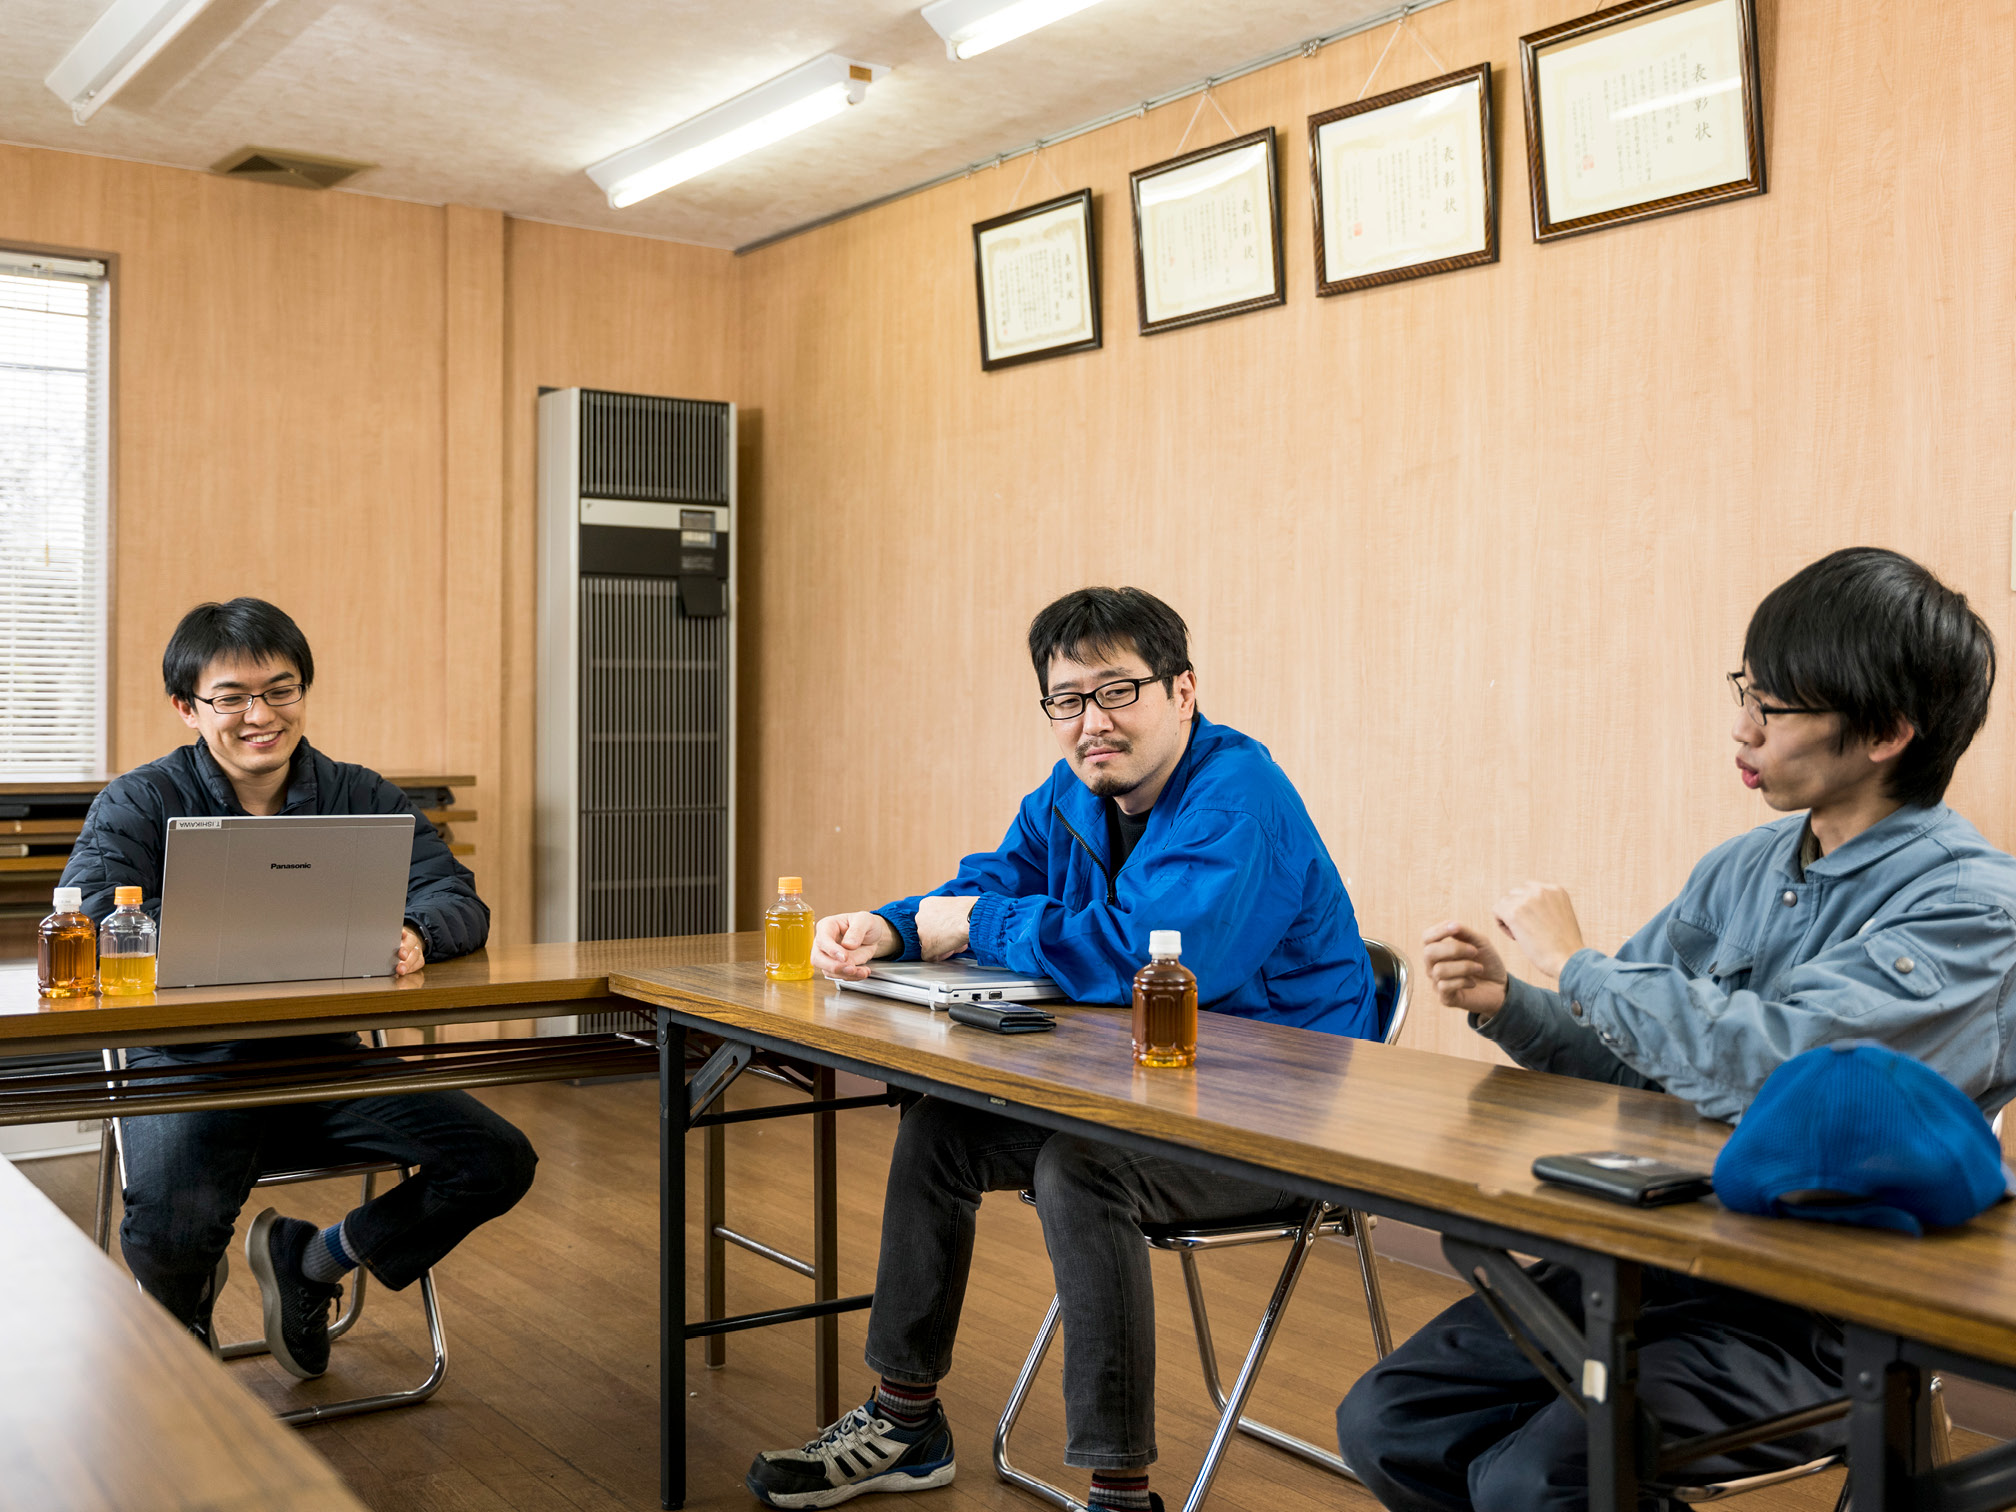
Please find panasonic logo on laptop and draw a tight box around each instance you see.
[270,862,313,869]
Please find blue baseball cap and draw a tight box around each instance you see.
[1714,1041,2012,1235]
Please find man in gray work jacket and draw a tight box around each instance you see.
[1337,547,2016,1512]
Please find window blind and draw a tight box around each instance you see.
[0,251,108,777]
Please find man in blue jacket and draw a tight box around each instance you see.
[747,587,1376,1512]
[62,599,535,1381]
[1337,548,2016,1511]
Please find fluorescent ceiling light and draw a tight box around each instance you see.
[920,0,1109,60]
[588,54,887,210]
[45,0,221,123]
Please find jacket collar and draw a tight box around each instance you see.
[192,736,321,815]
[1789,804,1946,879]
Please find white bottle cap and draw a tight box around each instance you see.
[52,887,82,911]
[1149,930,1181,957]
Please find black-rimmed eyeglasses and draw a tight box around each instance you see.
[1727,671,1830,726]
[1040,676,1165,721]
[190,684,306,715]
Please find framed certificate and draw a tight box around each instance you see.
[1520,0,1765,242]
[1129,128,1285,336]
[1309,64,1497,297]
[972,188,1102,372]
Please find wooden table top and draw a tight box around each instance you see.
[0,1151,369,1512]
[0,934,761,1056]
[616,956,2016,1372]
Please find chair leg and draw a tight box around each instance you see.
[1346,1210,1394,1360]
[1178,1204,1347,1512]
[274,1267,449,1425]
[1177,1211,1362,1488]
[993,1295,1089,1512]
[93,1119,118,1252]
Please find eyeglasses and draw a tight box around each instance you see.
[1727,672,1830,726]
[190,684,306,715]
[1040,675,1165,721]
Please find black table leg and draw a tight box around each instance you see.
[662,1014,687,1510]
[812,1065,840,1426]
[1582,1254,1642,1512]
[1846,1326,1933,1512]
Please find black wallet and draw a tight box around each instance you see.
[947,1003,1057,1034]
[1531,1151,1714,1207]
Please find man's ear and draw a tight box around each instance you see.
[1868,717,1916,765]
[170,695,200,731]
[1172,669,1198,716]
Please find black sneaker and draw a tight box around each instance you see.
[747,1397,956,1508]
[245,1208,341,1380]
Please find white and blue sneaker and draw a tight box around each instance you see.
[746,1397,955,1508]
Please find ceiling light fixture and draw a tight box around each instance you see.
[588,54,888,210]
[920,0,1109,60]
[45,0,221,123]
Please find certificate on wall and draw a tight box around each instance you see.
[1521,0,1764,241]
[972,189,1102,371]
[1129,128,1285,335]
[1309,64,1497,297]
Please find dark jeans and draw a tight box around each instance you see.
[119,1044,538,1332]
[864,1096,1302,1471]
[1335,1261,1845,1512]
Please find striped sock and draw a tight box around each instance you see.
[873,1378,937,1428]
[299,1218,360,1285]
[1089,1473,1152,1511]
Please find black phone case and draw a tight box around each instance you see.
[1531,1152,1714,1207]
[947,1003,1057,1034]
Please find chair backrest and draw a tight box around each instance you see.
[1362,938,1411,1048]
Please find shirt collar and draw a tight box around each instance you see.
[1792,804,1946,879]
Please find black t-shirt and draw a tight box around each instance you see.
[1105,799,1152,874]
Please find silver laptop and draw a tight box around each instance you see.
[834,957,1061,1010]
[157,814,415,988]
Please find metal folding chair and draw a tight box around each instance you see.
[94,1032,448,1426]
[993,939,1412,1512]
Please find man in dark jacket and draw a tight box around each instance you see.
[62,598,536,1378]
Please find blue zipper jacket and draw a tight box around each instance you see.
[874,714,1377,1038]
[1477,805,2016,1121]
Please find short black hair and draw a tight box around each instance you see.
[162,598,315,702]
[1743,548,1994,808]
[1027,587,1192,695]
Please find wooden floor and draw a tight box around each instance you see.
[17,1077,1867,1512]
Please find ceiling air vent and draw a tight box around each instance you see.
[210,147,374,190]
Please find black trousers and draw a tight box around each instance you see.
[1335,1262,1844,1512]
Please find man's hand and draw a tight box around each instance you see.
[915,895,978,961]
[1422,922,1509,1019]
[1491,882,1587,980]
[811,912,899,980]
[395,926,426,977]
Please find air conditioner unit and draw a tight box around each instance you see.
[535,389,736,1031]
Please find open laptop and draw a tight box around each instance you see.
[833,957,1061,1010]
[156,814,415,988]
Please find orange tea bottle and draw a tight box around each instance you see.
[1132,930,1197,1067]
[37,886,97,998]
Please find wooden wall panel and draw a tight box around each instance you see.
[735,0,2016,1064]
[0,146,450,778]
[498,220,740,944]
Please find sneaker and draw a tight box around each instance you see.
[245,1208,341,1380]
[746,1397,956,1508]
